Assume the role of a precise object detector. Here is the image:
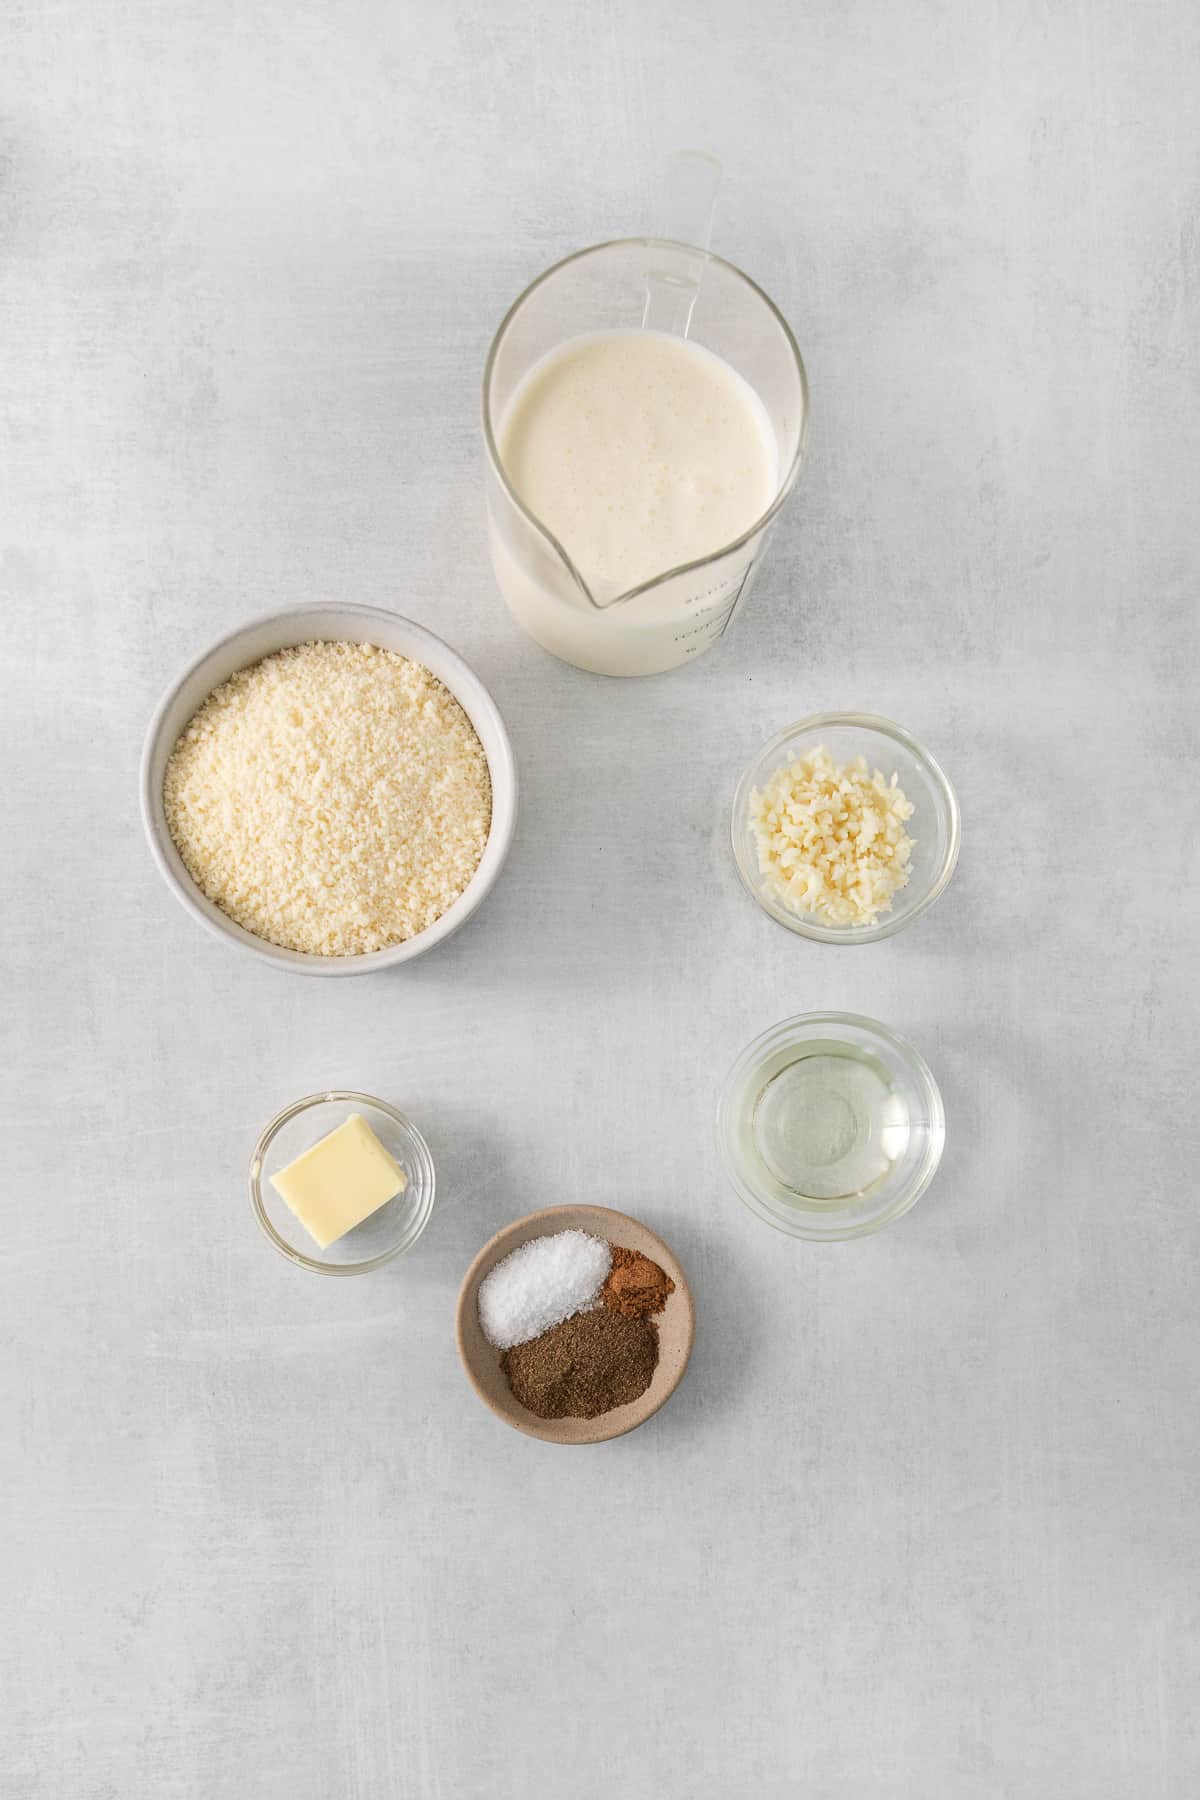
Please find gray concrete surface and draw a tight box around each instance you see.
[3,2,1199,1795]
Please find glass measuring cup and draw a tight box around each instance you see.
[482,238,809,678]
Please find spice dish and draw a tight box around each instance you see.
[456,1205,694,1444]
[731,712,960,944]
[140,604,518,974]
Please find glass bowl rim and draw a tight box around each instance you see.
[715,1009,946,1241]
[248,1089,436,1275]
[730,710,961,944]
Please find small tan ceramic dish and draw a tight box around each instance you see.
[456,1205,695,1444]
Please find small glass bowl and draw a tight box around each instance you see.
[717,1012,945,1241]
[249,1091,436,1274]
[731,712,960,943]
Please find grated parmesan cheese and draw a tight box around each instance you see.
[750,745,915,928]
[164,640,491,956]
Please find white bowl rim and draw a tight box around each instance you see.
[730,709,961,945]
[139,603,518,975]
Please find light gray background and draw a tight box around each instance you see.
[3,2,1198,1795]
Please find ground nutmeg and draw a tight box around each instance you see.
[601,1245,675,1320]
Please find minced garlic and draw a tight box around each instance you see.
[750,746,915,928]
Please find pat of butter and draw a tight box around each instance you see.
[270,1113,407,1250]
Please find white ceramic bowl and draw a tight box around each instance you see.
[140,604,518,974]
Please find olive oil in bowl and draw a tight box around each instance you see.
[748,1040,910,1204]
[718,1014,944,1240]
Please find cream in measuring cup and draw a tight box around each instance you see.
[483,236,807,679]
[499,329,777,609]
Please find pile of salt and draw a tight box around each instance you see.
[478,1230,611,1350]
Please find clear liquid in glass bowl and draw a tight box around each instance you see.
[718,1014,944,1240]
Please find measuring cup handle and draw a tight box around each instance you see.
[641,151,722,337]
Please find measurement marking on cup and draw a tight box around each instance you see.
[684,569,746,610]
[675,575,749,650]
[718,561,758,637]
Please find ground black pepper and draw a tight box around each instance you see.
[501,1307,658,1419]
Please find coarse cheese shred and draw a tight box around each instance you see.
[164,640,491,956]
[750,745,915,928]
